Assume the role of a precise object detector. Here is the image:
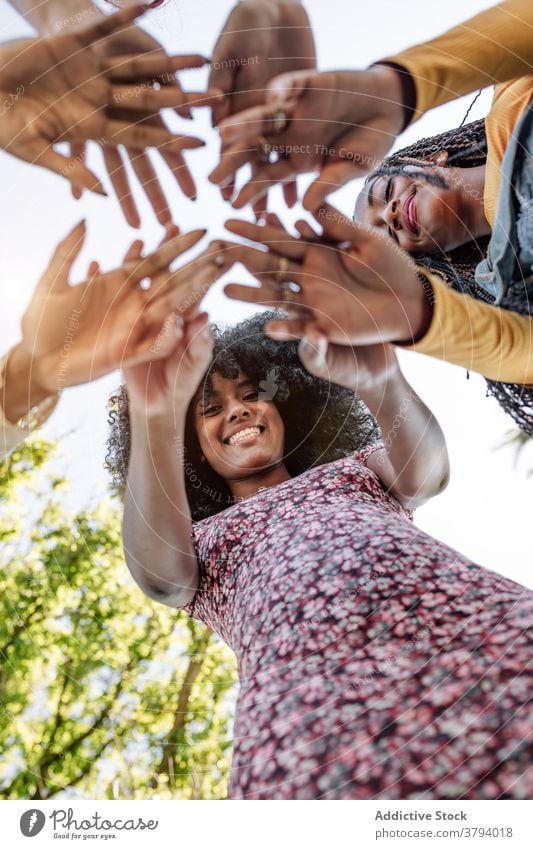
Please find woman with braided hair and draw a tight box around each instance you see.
[355,116,533,434]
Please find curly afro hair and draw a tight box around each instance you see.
[106,311,378,521]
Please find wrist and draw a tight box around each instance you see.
[366,65,406,135]
[393,273,434,345]
[1,344,56,424]
[128,394,192,426]
[371,63,415,132]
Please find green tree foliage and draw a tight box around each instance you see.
[0,439,237,800]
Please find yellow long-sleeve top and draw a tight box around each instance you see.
[386,0,533,120]
[385,1,533,385]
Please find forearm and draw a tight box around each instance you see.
[123,407,199,608]
[384,0,533,120]
[6,0,104,34]
[358,363,449,509]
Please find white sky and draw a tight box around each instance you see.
[0,0,531,588]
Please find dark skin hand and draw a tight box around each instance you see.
[212,64,405,212]
[221,210,432,346]
[70,27,220,227]
[209,0,316,215]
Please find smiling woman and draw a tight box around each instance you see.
[107,311,374,518]
[109,310,532,800]
[354,143,490,255]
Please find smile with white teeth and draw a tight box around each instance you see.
[227,426,262,446]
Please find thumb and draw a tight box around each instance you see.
[266,69,316,106]
[39,220,87,293]
[35,148,107,196]
[298,329,328,375]
[311,202,358,243]
[303,161,360,213]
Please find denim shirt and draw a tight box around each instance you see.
[475,103,533,307]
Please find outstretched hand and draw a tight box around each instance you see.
[211,65,405,212]
[0,3,220,208]
[221,208,431,346]
[19,222,229,396]
[209,0,316,126]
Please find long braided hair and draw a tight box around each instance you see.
[365,119,533,435]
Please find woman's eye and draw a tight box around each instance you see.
[385,177,394,203]
[388,226,399,245]
[201,406,220,417]
[243,391,259,401]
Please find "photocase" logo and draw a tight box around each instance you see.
[20,809,46,837]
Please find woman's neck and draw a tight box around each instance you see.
[452,164,491,242]
[228,462,292,502]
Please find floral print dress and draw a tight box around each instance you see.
[184,446,532,799]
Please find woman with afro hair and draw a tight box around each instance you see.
[109,308,532,800]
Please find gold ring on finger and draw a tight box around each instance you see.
[275,256,290,284]
[272,109,288,134]
[257,135,271,163]
[280,285,299,306]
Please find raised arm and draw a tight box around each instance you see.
[122,313,213,608]
[213,0,533,210]
[298,332,449,510]
[384,0,533,119]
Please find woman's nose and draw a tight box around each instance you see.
[383,198,400,228]
[227,403,250,422]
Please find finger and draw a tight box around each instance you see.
[128,148,172,226]
[283,180,298,209]
[87,260,100,279]
[111,84,222,113]
[104,119,187,152]
[130,228,207,280]
[264,212,285,229]
[298,331,328,375]
[135,312,183,363]
[40,220,87,293]
[265,69,317,105]
[75,3,148,47]
[232,159,296,209]
[104,53,209,82]
[35,148,107,196]
[224,281,287,309]
[102,146,141,229]
[295,218,320,240]
[209,138,260,187]
[151,239,234,307]
[221,244,303,285]
[158,147,197,201]
[303,161,362,212]
[208,51,237,126]
[312,202,359,243]
[123,239,144,264]
[264,316,316,341]
[69,143,86,200]
[225,219,306,260]
[218,99,299,146]
[252,195,268,221]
